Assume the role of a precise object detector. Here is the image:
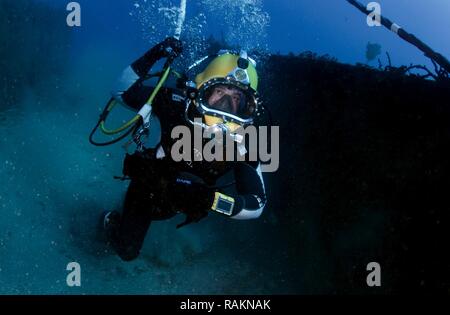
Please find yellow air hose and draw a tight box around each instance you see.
[92,0,186,145]
[99,65,172,135]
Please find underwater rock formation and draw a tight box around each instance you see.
[259,52,450,293]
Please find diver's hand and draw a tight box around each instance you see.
[133,37,183,77]
[159,37,183,59]
[168,177,214,216]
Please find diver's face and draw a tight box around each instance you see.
[207,85,244,114]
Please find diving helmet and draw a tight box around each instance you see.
[186,50,260,133]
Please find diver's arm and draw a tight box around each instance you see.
[111,44,164,105]
[214,162,267,220]
[231,162,267,220]
[167,162,266,222]
[111,37,182,109]
[182,163,267,220]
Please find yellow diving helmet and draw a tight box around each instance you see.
[189,50,260,133]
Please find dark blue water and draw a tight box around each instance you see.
[1,0,449,294]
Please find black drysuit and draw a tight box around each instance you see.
[108,43,267,261]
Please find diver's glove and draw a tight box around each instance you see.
[132,37,183,77]
[167,176,215,227]
[159,37,183,59]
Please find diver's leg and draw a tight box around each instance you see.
[105,177,178,261]
[109,180,154,261]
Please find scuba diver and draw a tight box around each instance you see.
[100,37,267,261]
